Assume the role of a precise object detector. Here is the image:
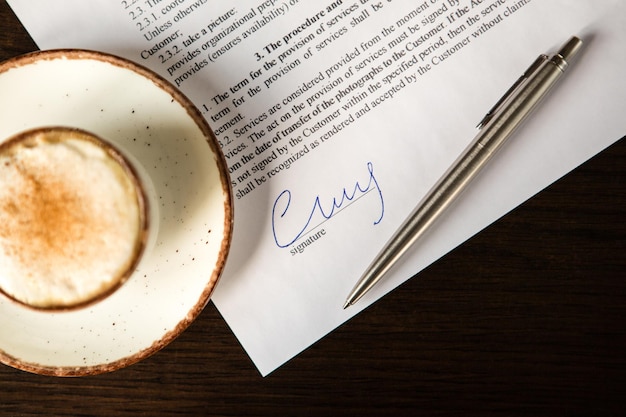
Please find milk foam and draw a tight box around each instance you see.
[0,128,146,308]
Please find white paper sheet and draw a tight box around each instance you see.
[6,0,625,375]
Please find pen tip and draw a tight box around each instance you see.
[343,300,352,309]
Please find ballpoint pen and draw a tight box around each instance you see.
[344,35,584,309]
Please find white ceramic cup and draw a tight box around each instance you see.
[0,126,149,310]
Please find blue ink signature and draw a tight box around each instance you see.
[272,162,384,248]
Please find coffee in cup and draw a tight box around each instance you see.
[0,127,148,309]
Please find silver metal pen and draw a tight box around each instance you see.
[344,36,584,309]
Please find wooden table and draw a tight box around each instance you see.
[1,2,624,415]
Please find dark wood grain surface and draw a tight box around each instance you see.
[1,2,625,415]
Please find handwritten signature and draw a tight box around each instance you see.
[272,162,384,248]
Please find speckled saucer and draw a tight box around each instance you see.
[0,50,233,376]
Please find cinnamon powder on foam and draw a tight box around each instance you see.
[0,129,144,308]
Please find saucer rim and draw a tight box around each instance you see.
[0,49,234,376]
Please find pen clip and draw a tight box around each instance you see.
[477,54,548,129]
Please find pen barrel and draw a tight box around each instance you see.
[354,56,571,301]
[347,37,582,307]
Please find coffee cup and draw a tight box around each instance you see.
[0,126,149,310]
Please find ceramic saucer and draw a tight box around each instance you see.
[0,50,233,376]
